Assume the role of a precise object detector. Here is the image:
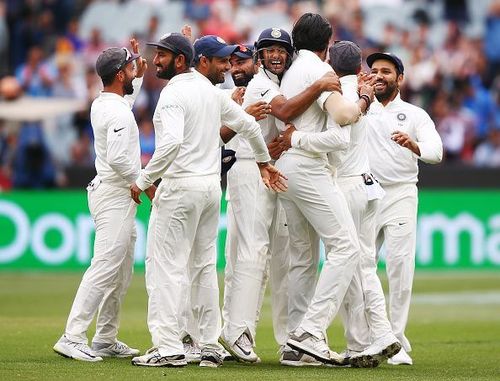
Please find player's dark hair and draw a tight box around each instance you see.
[101,72,116,87]
[292,13,332,53]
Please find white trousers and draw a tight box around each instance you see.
[222,159,289,346]
[145,175,223,356]
[65,183,137,344]
[336,176,393,351]
[276,153,360,340]
[375,183,418,352]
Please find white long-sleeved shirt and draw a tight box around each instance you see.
[226,67,281,159]
[135,70,271,191]
[367,93,443,185]
[90,77,143,188]
[290,75,374,171]
[278,49,334,159]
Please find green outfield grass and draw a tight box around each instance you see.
[0,272,499,381]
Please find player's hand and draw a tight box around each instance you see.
[130,38,147,78]
[391,130,421,156]
[232,87,245,105]
[358,83,374,102]
[130,183,143,204]
[277,123,296,151]
[145,184,157,201]
[316,72,342,94]
[358,71,376,86]
[267,136,284,160]
[258,163,288,192]
[245,101,271,121]
[181,24,193,42]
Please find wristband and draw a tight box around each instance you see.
[359,94,371,113]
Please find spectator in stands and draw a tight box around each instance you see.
[139,118,155,167]
[473,128,500,167]
[435,94,477,162]
[15,45,56,97]
[12,122,58,188]
[484,0,500,87]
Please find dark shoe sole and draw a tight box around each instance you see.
[349,342,402,368]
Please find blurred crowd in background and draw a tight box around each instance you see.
[0,0,499,189]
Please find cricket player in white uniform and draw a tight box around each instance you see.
[365,52,443,365]
[53,41,154,361]
[279,41,401,368]
[220,27,344,366]
[128,33,286,368]
[272,13,375,365]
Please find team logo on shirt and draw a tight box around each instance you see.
[271,28,282,38]
[397,113,406,121]
[261,89,270,97]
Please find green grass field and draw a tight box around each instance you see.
[1,272,499,381]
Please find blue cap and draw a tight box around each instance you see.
[147,32,194,66]
[194,35,237,62]
[255,28,293,55]
[233,44,254,59]
[366,52,404,75]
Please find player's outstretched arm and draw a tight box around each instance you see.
[257,162,288,192]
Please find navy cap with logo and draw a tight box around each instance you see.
[194,35,237,62]
[255,27,293,55]
[366,52,404,75]
[329,40,361,73]
[233,44,254,59]
[147,33,195,66]
[95,47,140,78]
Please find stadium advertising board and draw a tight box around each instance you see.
[1,191,499,271]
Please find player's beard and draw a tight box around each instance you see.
[123,78,134,95]
[375,79,398,103]
[156,60,176,80]
[232,71,254,87]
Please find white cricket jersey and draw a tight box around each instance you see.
[135,70,271,190]
[90,77,143,188]
[367,93,443,185]
[336,75,370,177]
[279,49,333,158]
[227,67,281,159]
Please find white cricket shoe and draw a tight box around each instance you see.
[287,329,343,366]
[199,348,224,368]
[387,347,413,365]
[338,348,362,366]
[182,335,202,363]
[279,345,322,367]
[349,334,401,368]
[131,348,187,367]
[53,335,103,362]
[219,331,259,363]
[92,340,140,358]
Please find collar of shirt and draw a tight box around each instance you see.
[339,74,358,87]
[192,69,214,86]
[258,66,280,85]
[98,91,130,107]
[166,68,196,86]
[372,91,402,110]
[297,49,324,64]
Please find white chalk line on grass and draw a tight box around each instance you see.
[411,291,500,305]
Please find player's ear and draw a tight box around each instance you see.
[397,73,404,85]
[176,54,186,70]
